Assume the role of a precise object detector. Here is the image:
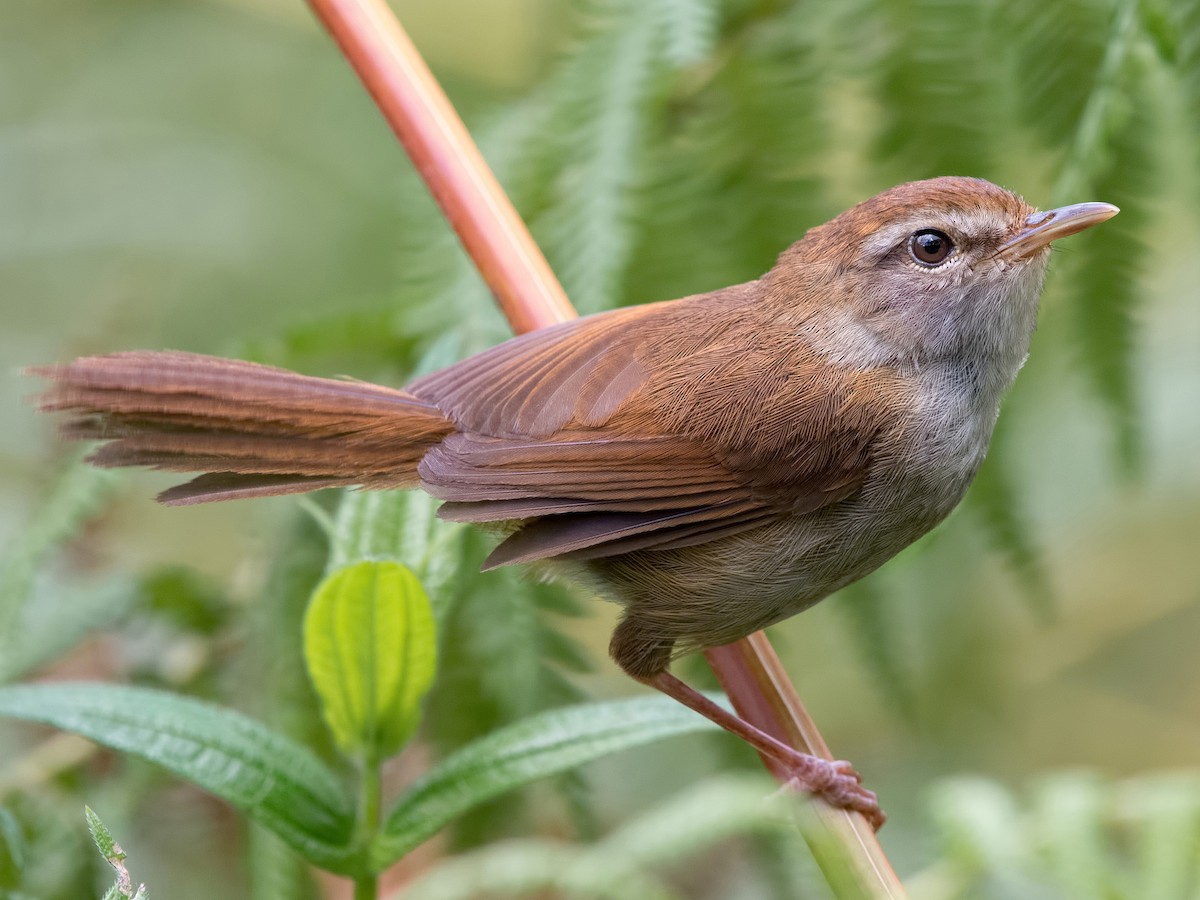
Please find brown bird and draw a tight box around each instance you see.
[33,177,1117,827]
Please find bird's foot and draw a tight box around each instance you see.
[779,756,885,831]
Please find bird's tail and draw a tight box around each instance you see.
[32,351,454,505]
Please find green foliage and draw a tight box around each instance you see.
[999,0,1110,148]
[1063,64,1155,471]
[422,565,594,849]
[85,806,147,900]
[531,0,663,314]
[835,580,918,722]
[389,775,799,899]
[1176,0,1200,135]
[0,683,357,871]
[923,773,1200,899]
[0,683,725,882]
[624,2,832,302]
[327,488,466,629]
[0,459,116,617]
[966,433,1054,621]
[0,460,127,683]
[873,0,999,177]
[5,0,1197,895]
[304,562,437,760]
[0,807,24,890]
[1053,0,1154,470]
[373,694,719,869]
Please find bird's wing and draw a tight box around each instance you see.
[408,286,905,567]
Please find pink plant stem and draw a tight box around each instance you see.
[304,0,903,893]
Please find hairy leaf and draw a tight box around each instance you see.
[373,694,719,869]
[0,684,355,871]
[304,562,436,760]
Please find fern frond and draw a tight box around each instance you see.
[873,0,1001,178]
[654,0,720,69]
[997,0,1109,152]
[0,460,118,655]
[0,579,138,684]
[533,1,665,313]
[1052,0,1142,202]
[1171,0,1200,133]
[623,5,831,303]
[1058,26,1156,471]
[966,420,1054,620]
[835,580,917,722]
[424,554,592,848]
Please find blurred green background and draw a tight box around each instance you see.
[2,0,1199,897]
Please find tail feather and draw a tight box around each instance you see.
[33,351,455,503]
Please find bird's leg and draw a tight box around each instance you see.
[644,670,885,830]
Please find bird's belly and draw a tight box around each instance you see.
[596,385,995,650]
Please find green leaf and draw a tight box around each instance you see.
[327,490,465,628]
[928,777,1026,875]
[0,683,355,871]
[1045,0,1153,472]
[372,694,720,870]
[653,0,719,70]
[599,774,788,866]
[85,806,122,866]
[623,4,830,304]
[424,561,592,849]
[304,562,437,760]
[1064,93,1152,471]
[1177,0,1200,143]
[87,805,146,900]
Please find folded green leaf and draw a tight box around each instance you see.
[0,683,355,872]
[328,490,465,628]
[305,561,437,760]
[373,694,719,870]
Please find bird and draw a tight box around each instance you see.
[32,176,1118,827]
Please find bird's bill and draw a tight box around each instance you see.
[999,201,1120,258]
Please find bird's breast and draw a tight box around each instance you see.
[865,358,1001,525]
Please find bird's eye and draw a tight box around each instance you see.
[909,229,954,266]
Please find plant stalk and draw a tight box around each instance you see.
[304,0,905,894]
[353,755,382,900]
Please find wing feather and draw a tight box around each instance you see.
[407,282,906,565]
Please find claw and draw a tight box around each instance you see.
[780,757,886,831]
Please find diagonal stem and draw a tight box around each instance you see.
[304,0,904,894]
